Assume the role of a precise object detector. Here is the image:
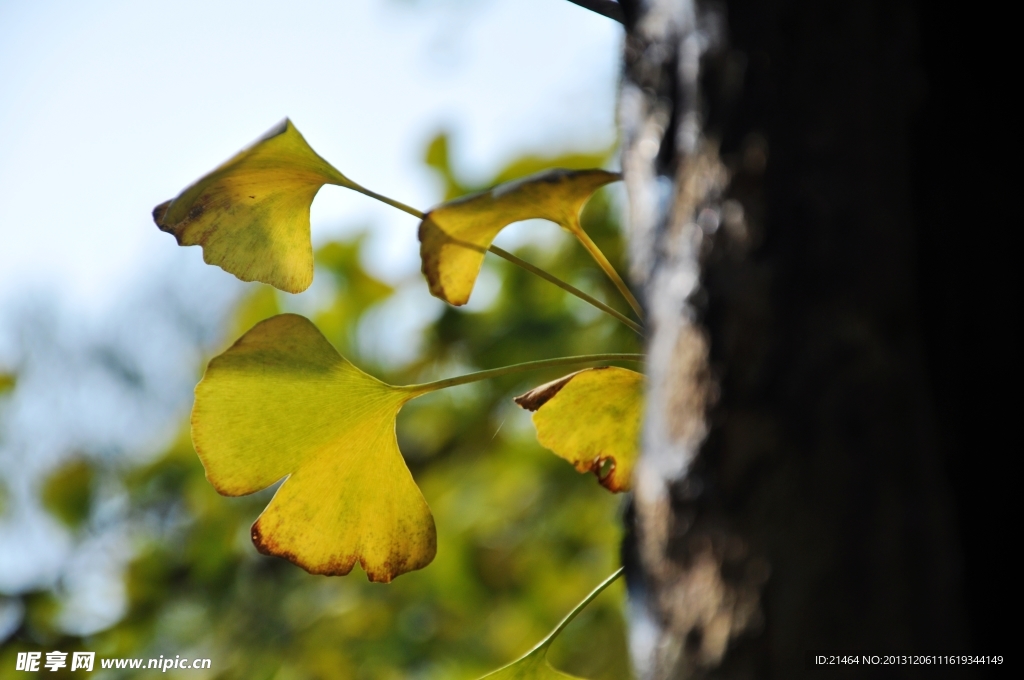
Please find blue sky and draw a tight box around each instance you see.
[0,0,621,312]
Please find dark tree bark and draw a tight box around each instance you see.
[617,1,979,676]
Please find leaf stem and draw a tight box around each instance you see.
[408,356,643,394]
[570,222,644,320]
[487,246,643,336]
[348,183,425,219]
[344,182,645,334]
[541,567,624,651]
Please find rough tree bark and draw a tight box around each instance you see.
[617,1,968,677]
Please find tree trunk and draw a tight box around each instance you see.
[618,1,969,677]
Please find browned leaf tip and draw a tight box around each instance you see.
[514,368,606,411]
[152,200,171,227]
[568,455,628,493]
[251,520,359,578]
[587,456,626,493]
[153,197,207,243]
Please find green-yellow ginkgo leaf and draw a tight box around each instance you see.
[419,168,620,306]
[191,313,434,582]
[153,119,355,294]
[477,568,624,680]
[515,367,643,493]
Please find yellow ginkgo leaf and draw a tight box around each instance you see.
[515,367,643,493]
[419,168,620,305]
[153,119,355,294]
[477,568,623,680]
[191,313,434,582]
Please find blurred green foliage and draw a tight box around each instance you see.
[1,137,637,679]
[40,459,96,531]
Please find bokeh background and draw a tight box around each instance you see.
[0,1,639,677]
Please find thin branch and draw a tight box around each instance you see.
[348,183,425,220]
[564,0,624,24]
[488,245,644,335]
[408,354,644,393]
[571,225,644,319]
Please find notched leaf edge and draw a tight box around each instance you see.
[250,520,366,579]
[578,454,619,492]
[249,506,432,583]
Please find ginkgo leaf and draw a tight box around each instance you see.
[515,367,643,493]
[191,313,434,582]
[419,168,620,305]
[477,568,623,680]
[153,119,355,294]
